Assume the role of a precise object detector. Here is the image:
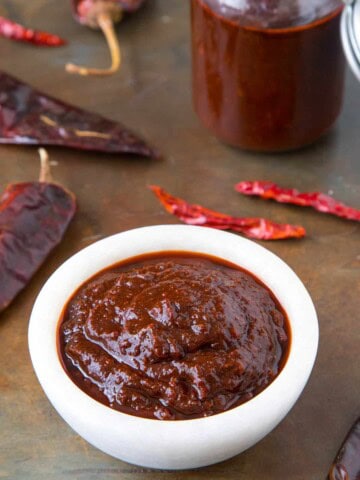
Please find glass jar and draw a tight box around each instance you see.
[191,0,346,152]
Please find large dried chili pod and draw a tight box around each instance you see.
[0,149,76,313]
[0,71,158,157]
[328,417,360,480]
[67,0,146,76]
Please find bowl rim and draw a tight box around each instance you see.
[28,225,318,463]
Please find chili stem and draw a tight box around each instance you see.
[38,148,53,183]
[65,12,121,76]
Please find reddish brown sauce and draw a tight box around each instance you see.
[191,0,345,151]
[58,252,290,420]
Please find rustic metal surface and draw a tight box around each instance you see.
[0,1,359,479]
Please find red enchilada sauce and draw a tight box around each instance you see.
[59,253,290,420]
[191,0,345,151]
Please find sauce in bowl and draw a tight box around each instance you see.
[59,252,290,420]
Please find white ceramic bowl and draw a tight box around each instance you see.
[28,225,318,470]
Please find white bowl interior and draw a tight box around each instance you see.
[28,225,318,470]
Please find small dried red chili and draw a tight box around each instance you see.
[67,0,146,76]
[0,16,66,46]
[0,71,158,157]
[328,417,360,480]
[0,149,76,313]
[236,181,360,222]
[150,186,305,240]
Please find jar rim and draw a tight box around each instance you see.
[196,0,344,35]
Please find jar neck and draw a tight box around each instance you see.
[202,0,343,28]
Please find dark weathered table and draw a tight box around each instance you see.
[0,1,359,479]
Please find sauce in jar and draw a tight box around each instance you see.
[58,252,290,420]
[191,0,345,152]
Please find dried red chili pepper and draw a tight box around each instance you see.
[328,417,360,480]
[0,71,158,157]
[236,181,360,222]
[0,149,76,313]
[67,0,146,76]
[0,16,66,47]
[149,186,305,240]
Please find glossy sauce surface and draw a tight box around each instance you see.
[59,253,290,420]
[191,0,345,151]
